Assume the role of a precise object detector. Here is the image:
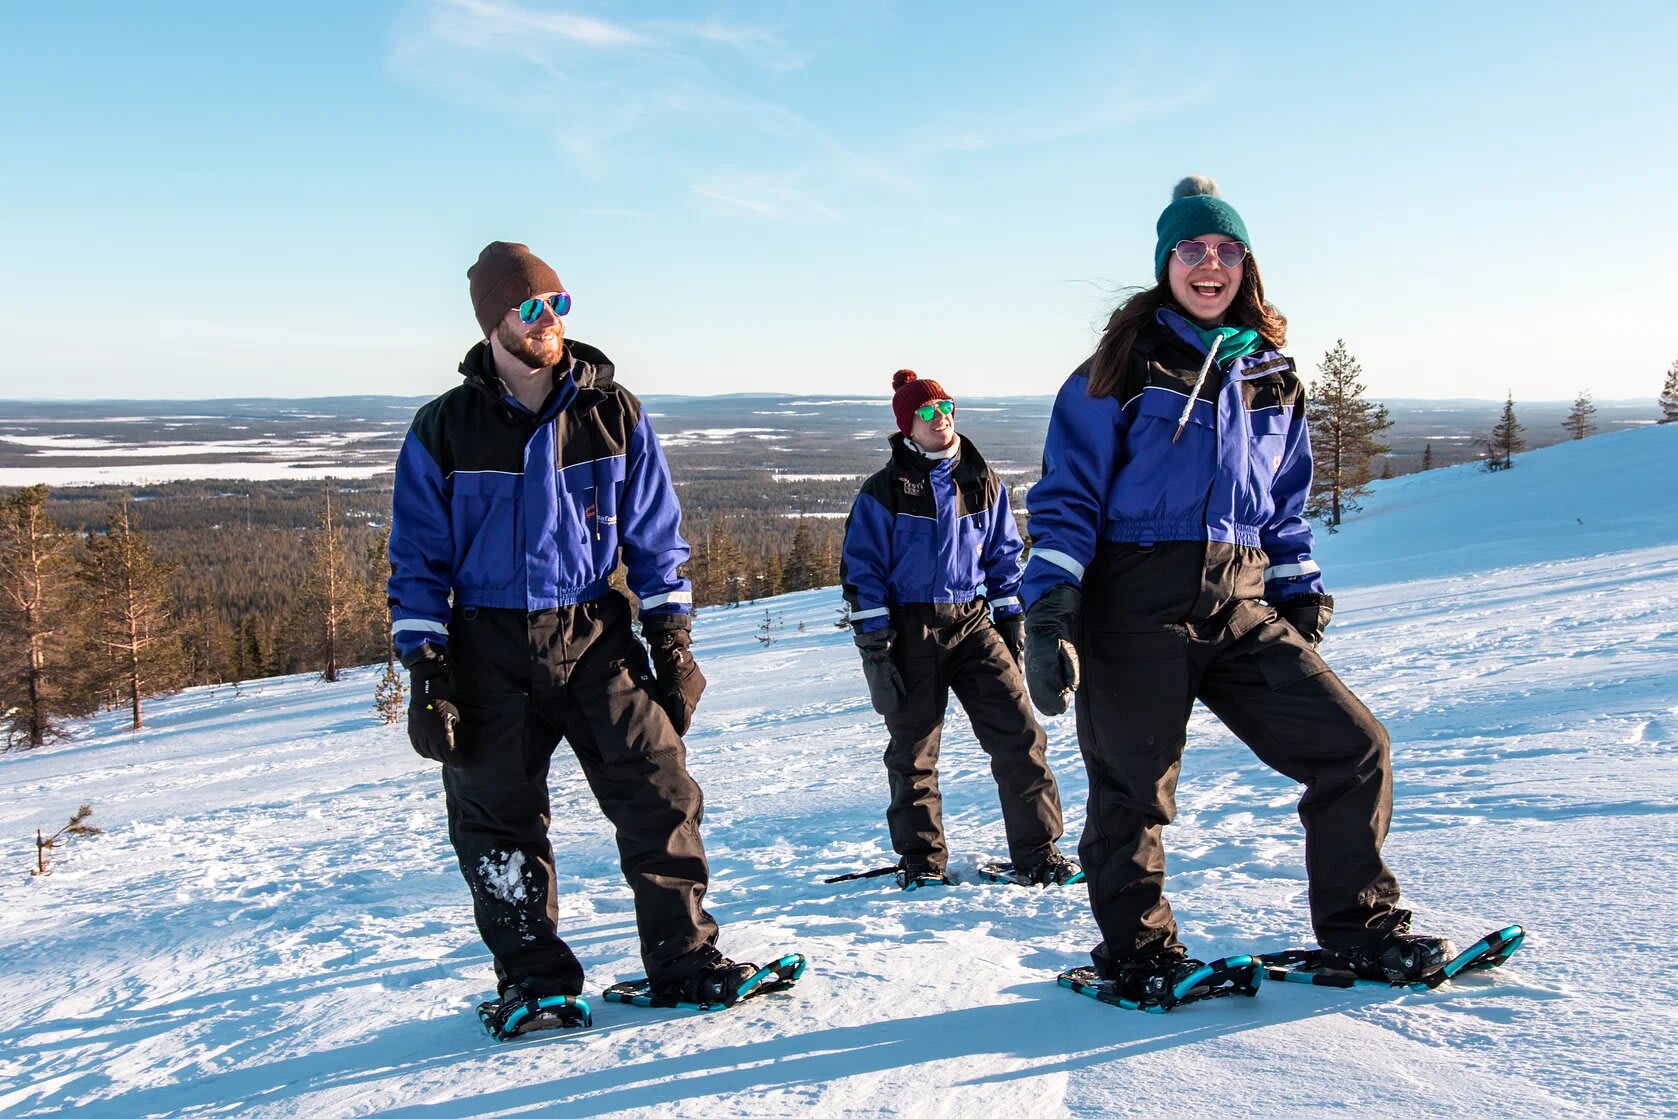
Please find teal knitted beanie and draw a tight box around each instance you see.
[1154,176,1251,280]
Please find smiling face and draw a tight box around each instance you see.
[909,398,956,450]
[493,291,566,369]
[1166,234,1245,325]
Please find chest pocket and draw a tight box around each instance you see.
[450,471,522,591]
[1247,408,1291,492]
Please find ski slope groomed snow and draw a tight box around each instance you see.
[3,425,1676,1119]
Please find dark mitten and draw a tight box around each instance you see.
[643,612,707,736]
[853,627,906,717]
[1277,592,1335,646]
[1024,583,1082,716]
[995,612,1025,668]
[406,656,461,764]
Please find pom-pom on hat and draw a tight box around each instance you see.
[467,241,564,339]
[1154,175,1251,280]
[891,369,951,437]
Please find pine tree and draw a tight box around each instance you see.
[373,660,404,724]
[0,486,79,748]
[1305,340,1394,527]
[76,497,184,730]
[1487,392,1526,471]
[783,522,821,592]
[301,480,355,682]
[1422,442,1434,471]
[1661,357,1678,423]
[1563,392,1598,441]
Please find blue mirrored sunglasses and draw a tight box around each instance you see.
[518,292,572,323]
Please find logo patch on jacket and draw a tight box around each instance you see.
[900,479,925,497]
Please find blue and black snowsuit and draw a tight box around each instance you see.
[843,433,1065,873]
[388,338,717,996]
[1025,308,1400,971]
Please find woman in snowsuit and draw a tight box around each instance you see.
[1022,177,1451,1001]
[843,370,1079,890]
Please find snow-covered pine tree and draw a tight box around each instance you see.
[1563,392,1598,440]
[1488,392,1526,471]
[1661,357,1678,423]
[1422,442,1434,470]
[1305,339,1393,527]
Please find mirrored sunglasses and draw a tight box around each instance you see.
[1173,240,1248,269]
[518,292,572,323]
[915,399,955,422]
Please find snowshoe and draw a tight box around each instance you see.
[476,988,592,1041]
[977,852,1084,887]
[604,952,807,1012]
[897,862,953,891]
[1260,923,1526,991]
[1058,953,1262,1013]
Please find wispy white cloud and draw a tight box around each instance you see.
[691,175,837,222]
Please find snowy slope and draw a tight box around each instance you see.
[3,426,1676,1119]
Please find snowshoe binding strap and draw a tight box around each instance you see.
[1259,924,1526,990]
[1058,955,1262,1013]
[477,993,592,1040]
[604,952,809,1011]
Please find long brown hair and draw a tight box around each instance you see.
[1086,257,1288,399]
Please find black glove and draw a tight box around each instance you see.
[995,612,1025,668]
[1277,592,1334,646]
[406,655,461,765]
[1024,584,1082,716]
[643,613,707,736]
[853,627,906,717]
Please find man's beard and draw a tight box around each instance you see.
[495,319,565,369]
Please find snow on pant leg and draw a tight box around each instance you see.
[880,616,952,872]
[557,614,719,981]
[444,608,582,995]
[947,616,1063,867]
[1074,627,1194,971]
[1196,617,1401,948]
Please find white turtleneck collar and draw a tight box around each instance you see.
[908,436,959,461]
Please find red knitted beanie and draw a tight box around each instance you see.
[891,369,951,436]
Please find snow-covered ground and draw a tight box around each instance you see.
[2,426,1675,1119]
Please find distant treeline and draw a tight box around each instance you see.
[1,477,851,747]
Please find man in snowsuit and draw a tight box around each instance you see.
[841,370,1079,890]
[388,241,753,1030]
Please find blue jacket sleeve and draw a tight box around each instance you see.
[388,429,454,662]
[619,411,693,616]
[840,491,894,634]
[1261,399,1326,601]
[1023,373,1122,608]
[981,482,1025,619]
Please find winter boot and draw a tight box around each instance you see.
[650,947,760,1008]
[895,859,953,891]
[1328,909,1455,984]
[477,982,591,1040]
[1109,950,1208,1007]
[1018,850,1084,886]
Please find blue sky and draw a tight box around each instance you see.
[1,1,1674,402]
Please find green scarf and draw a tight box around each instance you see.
[1193,324,1262,369]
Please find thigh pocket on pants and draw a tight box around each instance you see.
[455,692,531,772]
[1240,619,1331,691]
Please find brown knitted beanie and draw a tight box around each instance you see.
[891,369,951,436]
[467,242,564,338]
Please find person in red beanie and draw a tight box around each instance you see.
[838,370,1079,891]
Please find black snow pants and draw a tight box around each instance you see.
[881,602,1065,872]
[1076,604,1401,975]
[442,592,717,996]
